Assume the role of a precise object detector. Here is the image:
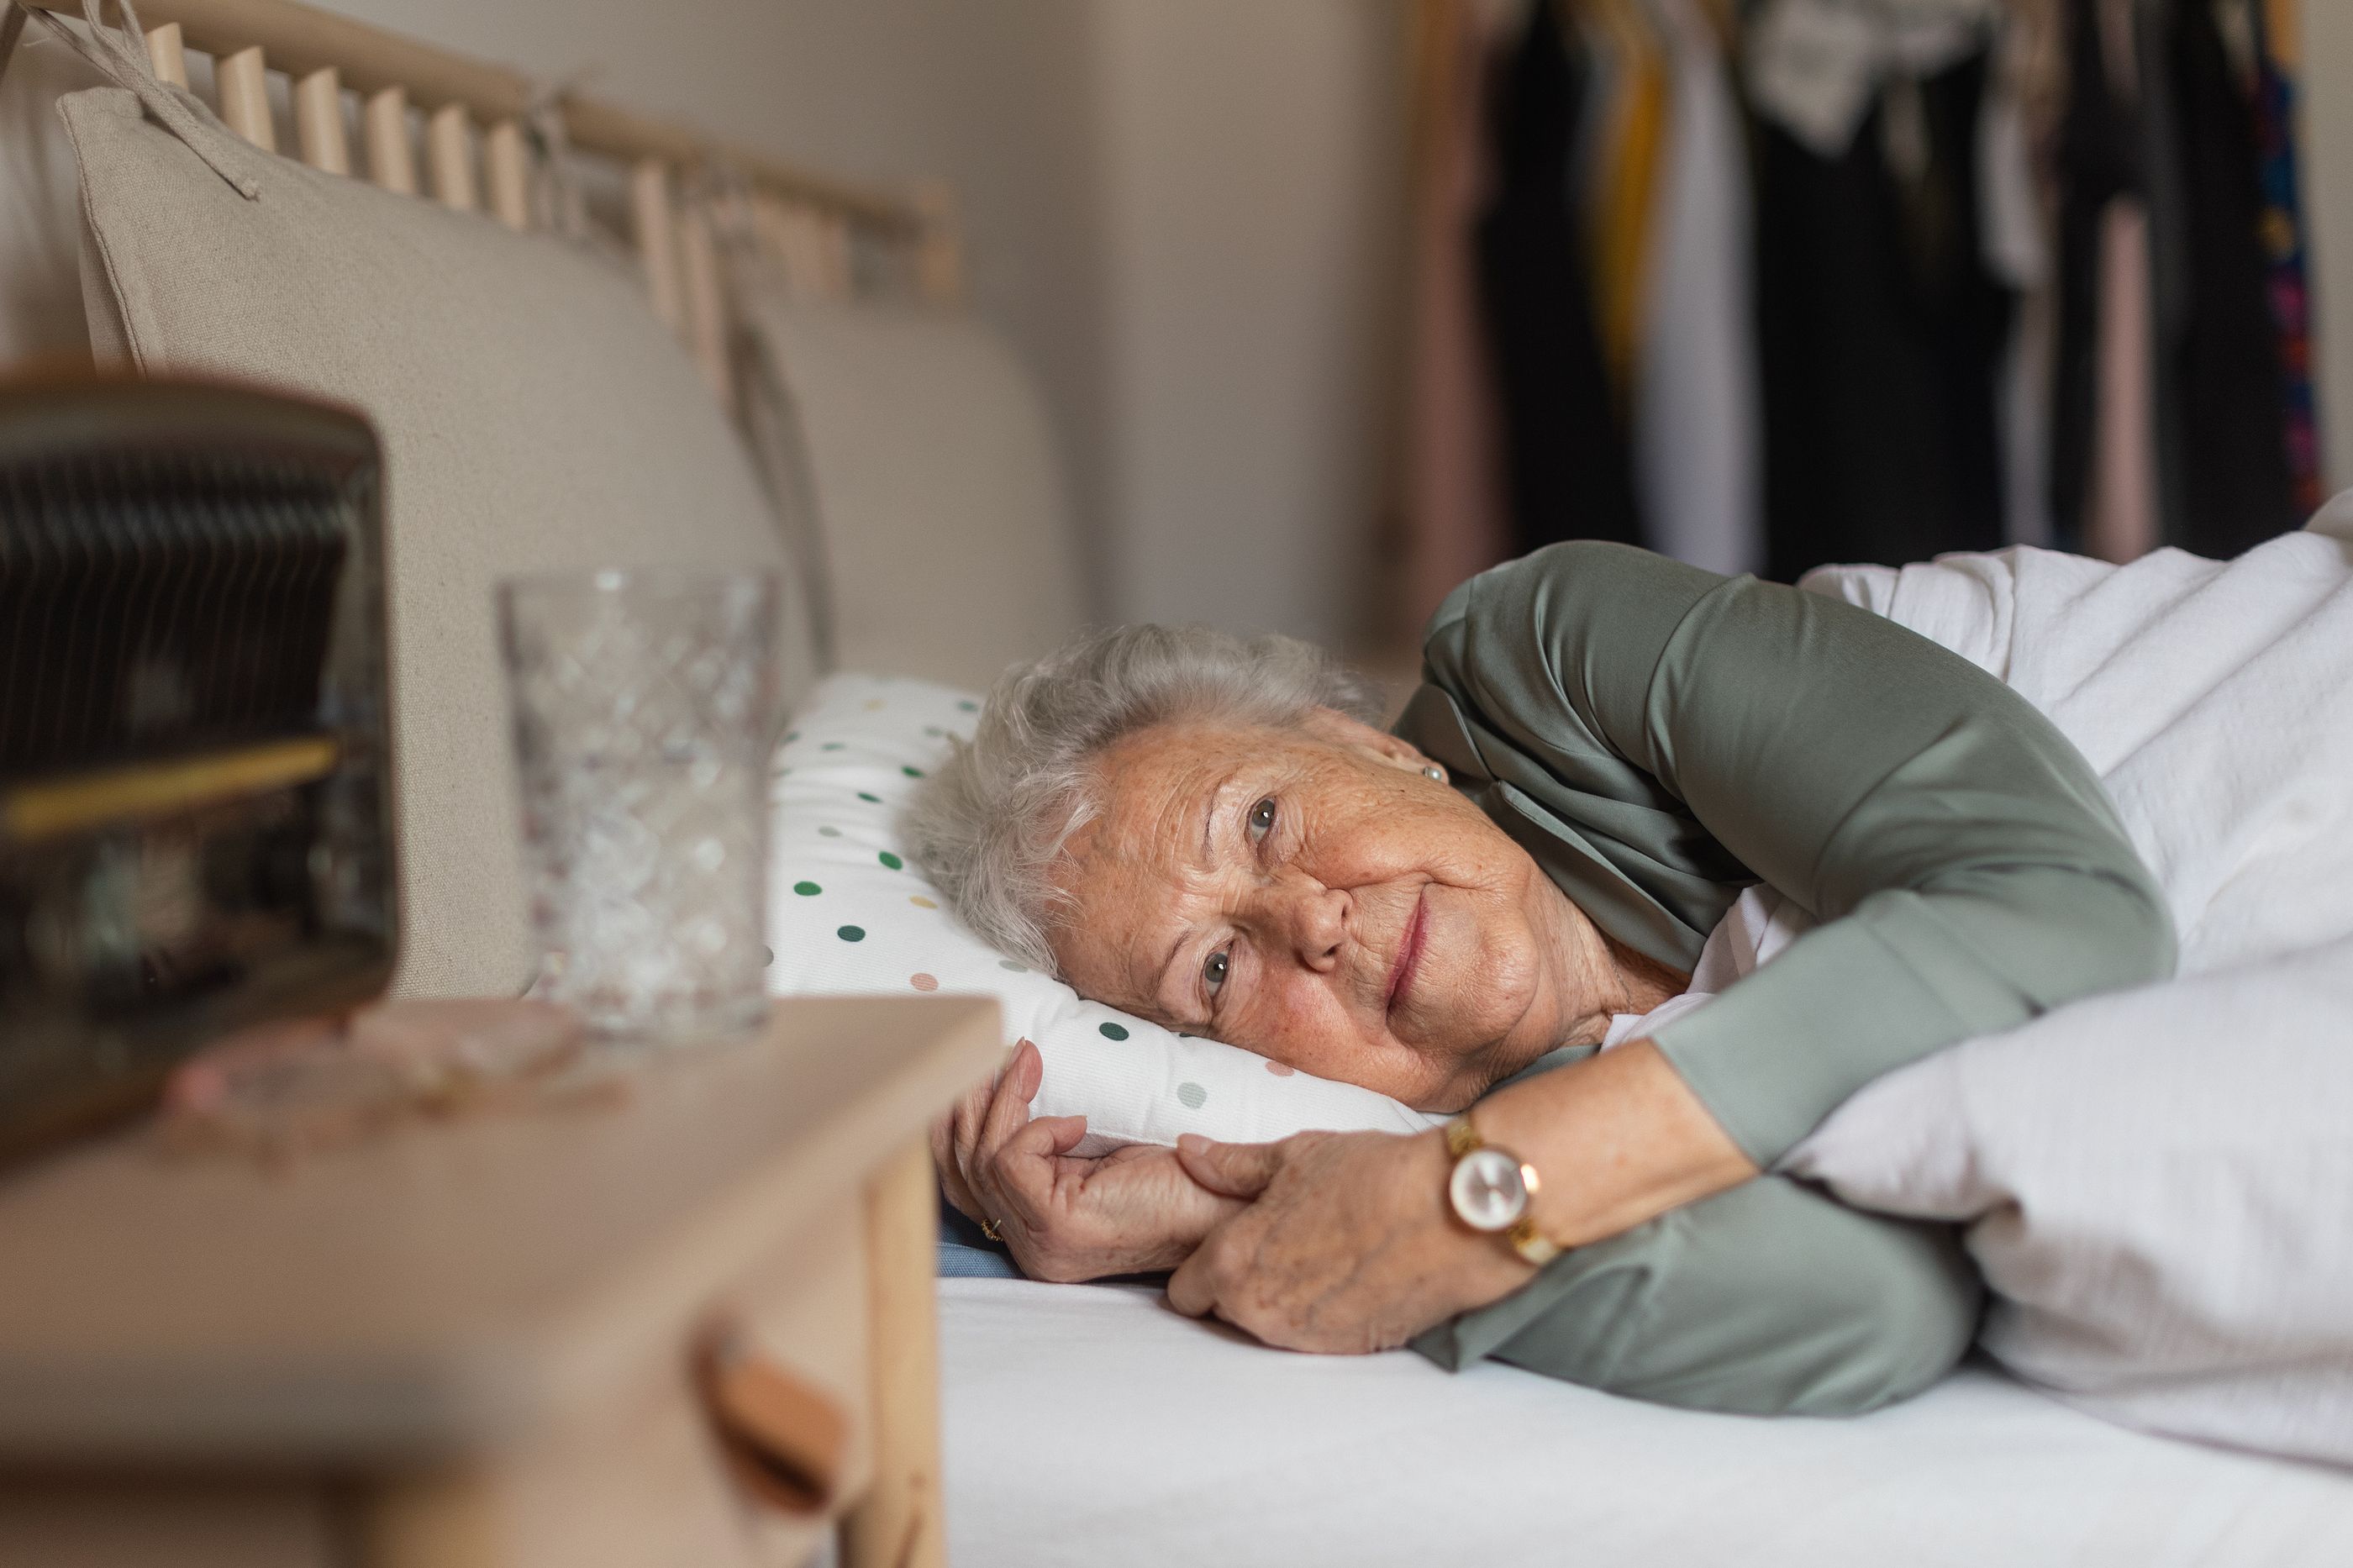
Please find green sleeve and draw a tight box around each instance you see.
[1417,541,2174,1165]
[1413,1176,1982,1415]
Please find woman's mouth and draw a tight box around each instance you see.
[1385,890,1428,1014]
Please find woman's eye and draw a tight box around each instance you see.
[1203,949,1230,997]
[1247,797,1277,842]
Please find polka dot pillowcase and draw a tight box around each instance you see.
[767,673,1440,1155]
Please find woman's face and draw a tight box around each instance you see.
[1045,708,1590,1111]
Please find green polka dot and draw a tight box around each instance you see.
[858,792,882,804]
[1176,1082,1208,1109]
[818,826,841,838]
[957,700,979,712]
[821,741,845,751]
[878,850,903,871]
[902,766,924,778]
[1098,1022,1129,1041]
[785,730,801,742]
[923,725,945,738]
[792,881,822,897]
[837,924,866,942]
[998,959,1028,972]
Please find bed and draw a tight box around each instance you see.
[939,1277,2353,1567]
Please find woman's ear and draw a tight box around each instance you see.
[1300,706,1434,776]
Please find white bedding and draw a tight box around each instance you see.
[1787,510,2353,1464]
[941,1277,2353,1568]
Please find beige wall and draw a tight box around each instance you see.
[1093,0,1408,647]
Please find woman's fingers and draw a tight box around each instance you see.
[975,1038,1043,1162]
[1165,1226,1229,1318]
[930,1109,986,1223]
[960,1039,1045,1223]
[1175,1134,1287,1199]
[987,1112,1087,1223]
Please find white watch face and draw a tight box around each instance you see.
[1450,1146,1529,1233]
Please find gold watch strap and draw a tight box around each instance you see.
[1507,1218,1562,1267]
[1444,1113,1564,1266]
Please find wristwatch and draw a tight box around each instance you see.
[1443,1114,1562,1266]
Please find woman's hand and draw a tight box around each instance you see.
[931,1039,1245,1282]
[1164,1129,1533,1354]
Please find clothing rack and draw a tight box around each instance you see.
[24,0,965,403]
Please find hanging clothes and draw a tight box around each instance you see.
[1403,0,1514,634]
[2157,0,2298,555]
[1476,2,1644,555]
[1983,3,2060,549]
[2087,198,2160,562]
[2252,0,2320,513]
[1582,0,1671,402]
[1633,0,1762,576]
[1751,47,2013,581]
[2047,0,2160,557]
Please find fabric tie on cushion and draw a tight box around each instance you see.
[519,67,601,243]
[708,156,843,670]
[6,0,260,198]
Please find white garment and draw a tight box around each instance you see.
[1600,884,1811,1049]
[1633,0,1764,576]
[1745,0,1999,156]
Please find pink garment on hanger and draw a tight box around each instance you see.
[2084,199,2158,563]
[1403,0,1511,637]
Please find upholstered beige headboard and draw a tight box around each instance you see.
[18,0,962,397]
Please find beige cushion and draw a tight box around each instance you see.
[61,86,818,1000]
[737,295,1086,688]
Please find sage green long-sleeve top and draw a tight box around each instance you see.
[1396,543,2175,1415]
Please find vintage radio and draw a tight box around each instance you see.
[0,378,397,1160]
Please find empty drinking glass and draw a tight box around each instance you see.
[498,568,780,1042]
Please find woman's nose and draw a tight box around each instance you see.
[1265,873,1348,971]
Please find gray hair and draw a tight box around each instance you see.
[903,624,1383,974]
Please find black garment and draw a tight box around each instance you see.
[1753,54,2013,582]
[2160,0,2298,555]
[1475,7,1642,556]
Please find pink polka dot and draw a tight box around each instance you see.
[1263,1060,1294,1076]
[909,973,939,992]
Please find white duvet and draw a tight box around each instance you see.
[1777,501,2353,1465]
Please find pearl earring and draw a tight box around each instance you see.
[1422,765,1446,782]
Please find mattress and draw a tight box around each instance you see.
[940,1278,2353,1567]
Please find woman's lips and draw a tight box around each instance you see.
[1386,890,1428,1013]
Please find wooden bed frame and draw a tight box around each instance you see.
[13,5,967,1565]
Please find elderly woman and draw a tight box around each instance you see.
[909,543,2173,1415]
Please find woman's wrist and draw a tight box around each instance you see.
[1417,1127,1549,1304]
[1471,1039,1757,1250]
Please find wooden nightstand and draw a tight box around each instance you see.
[0,996,999,1568]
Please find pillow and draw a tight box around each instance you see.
[766,673,1439,1151]
[732,294,1087,690]
[61,85,819,1000]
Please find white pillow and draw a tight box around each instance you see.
[766,674,1438,1153]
